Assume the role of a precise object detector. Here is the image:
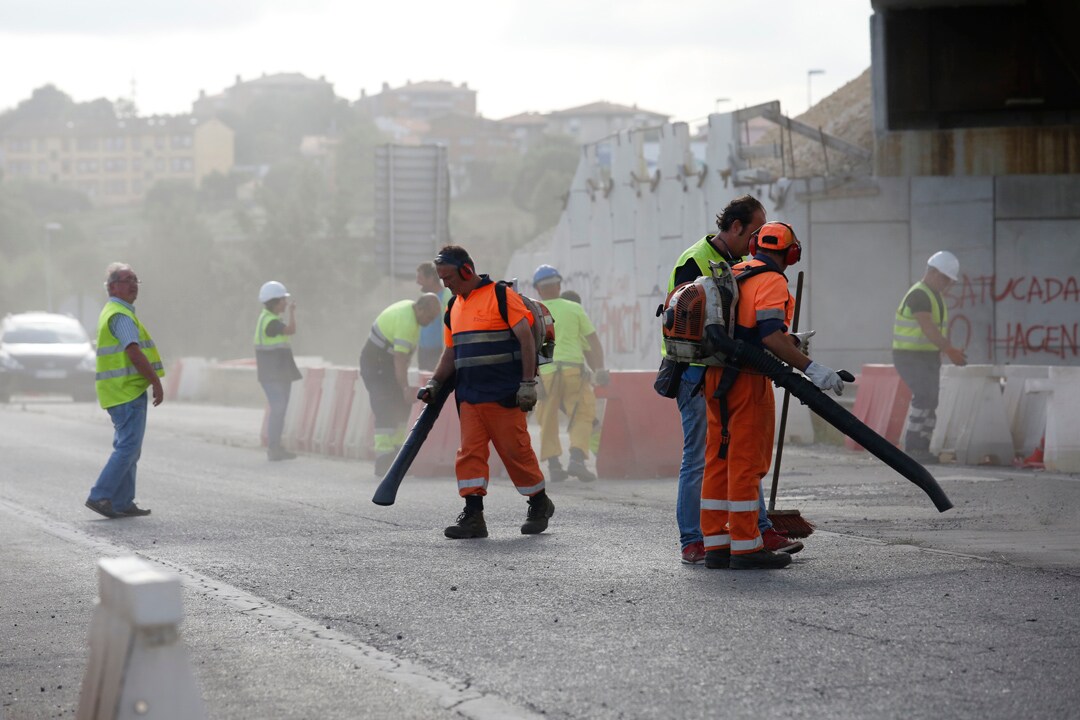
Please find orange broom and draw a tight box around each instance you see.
[767,270,816,538]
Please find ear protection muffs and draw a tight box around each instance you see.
[749,221,801,265]
[435,252,475,280]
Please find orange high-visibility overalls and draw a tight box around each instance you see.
[445,280,546,498]
[701,259,793,556]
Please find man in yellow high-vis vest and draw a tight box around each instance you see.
[360,293,443,475]
[85,262,165,519]
[892,251,967,463]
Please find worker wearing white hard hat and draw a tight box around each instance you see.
[891,251,967,464]
[254,281,301,461]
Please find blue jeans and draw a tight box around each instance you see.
[88,392,147,512]
[676,366,771,549]
[261,380,292,449]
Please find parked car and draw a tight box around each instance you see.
[0,312,97,402]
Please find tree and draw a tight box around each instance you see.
[512,135,579,233]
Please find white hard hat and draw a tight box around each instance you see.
[927,251,959,281]
[259,280,289,303]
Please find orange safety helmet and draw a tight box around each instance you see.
[749,221,801,265]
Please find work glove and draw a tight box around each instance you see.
[805,361,845,396]
[517,380,538,412]
[416,378,442,404]
[791,330,816,356]
[592,368,611,387]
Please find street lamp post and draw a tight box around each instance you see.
[44,222,62,313]
[807,69,825,112]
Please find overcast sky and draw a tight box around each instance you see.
[0,0,873,123]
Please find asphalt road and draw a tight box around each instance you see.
[1,398,1078,719]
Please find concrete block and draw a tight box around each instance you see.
[931,365,1014,465]
[1045,366,1080,473]
[77,557,205,720]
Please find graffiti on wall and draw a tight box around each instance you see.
[947,274,1080,360]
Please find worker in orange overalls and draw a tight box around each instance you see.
[417,244,554,539]
[702,222,846,569]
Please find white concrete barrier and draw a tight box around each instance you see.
[77,557,205,720]
[174,357,209,402]
[1045,366,1080,473]
[204,363,264,408]
[1000,365,1050,457]
[931,365,1014,465]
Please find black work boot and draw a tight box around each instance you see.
[730,549,792,570]
[521,492,555,535]
[567,448,596,482]
[444,507,488,539]
[268,445,297,462]
[704,549,730,569]
[547,457,568,482]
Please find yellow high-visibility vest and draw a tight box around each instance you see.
[893,281,946,352]
[95,302,164,408]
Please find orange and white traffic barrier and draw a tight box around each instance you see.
[846,364,911,452]
[343,379,374,461]
[163,358,184,402]
[312,368,359,457]
[593,370,682,479]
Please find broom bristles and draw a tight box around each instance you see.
[767,509,815,538]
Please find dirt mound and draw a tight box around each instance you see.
[750,67,873,178]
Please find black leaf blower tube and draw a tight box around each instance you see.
[372,374,457,507]
[703,326,953,512]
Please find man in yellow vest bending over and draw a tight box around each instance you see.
[360,293,443,475]
[85,262,165,519]
[892,251,967,464]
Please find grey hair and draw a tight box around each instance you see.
[105,262,132,286]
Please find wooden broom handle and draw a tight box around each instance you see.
[769,270,803,512]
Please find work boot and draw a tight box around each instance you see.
[761,527,804,554]
[547,457,568,482]
[567,448,596,482]
[704,549,730,569]
[681,541,706,564]
[444,507,488,539]
[521,493,555,535]
[730,549,792,570]
[268,445,297,462]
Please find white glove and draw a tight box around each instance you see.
[791,330,816,355]
[805,361,844,395]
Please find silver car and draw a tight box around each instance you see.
[0,312,97,402]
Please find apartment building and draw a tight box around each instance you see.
[356,80,476,121]
[545,101,669,145]
[0,115,234,206]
